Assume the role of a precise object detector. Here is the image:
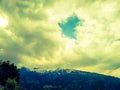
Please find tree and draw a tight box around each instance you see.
[0,85,4,90]
[5,78,18,90]
[0,61,19,86]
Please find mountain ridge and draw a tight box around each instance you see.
[20,67,120,90]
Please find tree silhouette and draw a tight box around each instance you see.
[0,61,19,86]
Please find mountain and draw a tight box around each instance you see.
[19,67,120,90]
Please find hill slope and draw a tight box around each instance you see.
[20,67,120,90]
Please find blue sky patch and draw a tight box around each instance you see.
[58,15,81,39]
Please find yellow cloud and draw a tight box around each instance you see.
[0,0,120,77]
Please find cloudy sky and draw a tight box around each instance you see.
[0,0,120,77]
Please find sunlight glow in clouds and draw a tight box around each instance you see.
[0,15,8,28]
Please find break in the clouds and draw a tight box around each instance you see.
[58,15,81,39]
[0,0,120,77]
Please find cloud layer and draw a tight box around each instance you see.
[0,0,120,77]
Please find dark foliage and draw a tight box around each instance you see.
[20,68,120,90]
[0,61,19,86]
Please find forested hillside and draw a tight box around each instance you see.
[20,67,120,90]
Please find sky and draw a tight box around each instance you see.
[0,0,120,77]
